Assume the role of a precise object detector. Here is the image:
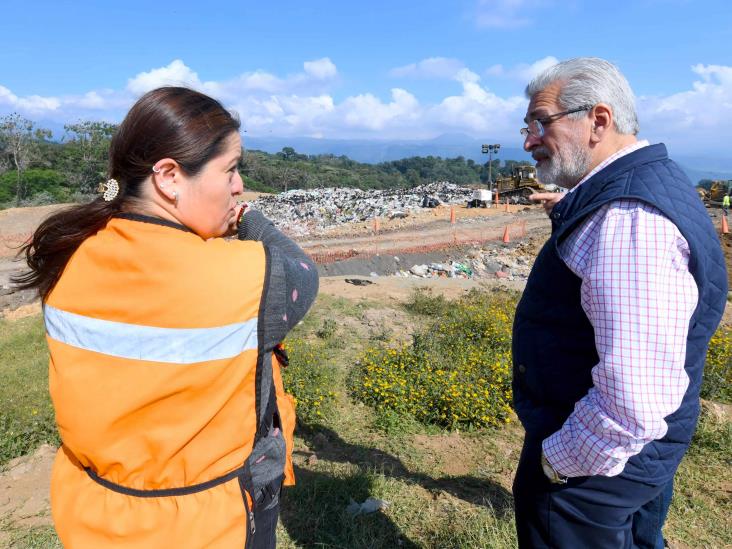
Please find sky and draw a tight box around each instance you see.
[1,0,730,157]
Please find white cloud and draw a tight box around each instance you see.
[0,59,730,155]
[303,58,337,80]
[638,63,732,153]
[0,85,18,106]
[126,59,203,95]
[426,74,526,135]
[475,0,533,28]
[455,68,482,85]
[473,0,559,29]
[224,71,285,94]
[390,57,466,80]
[0,85,61,115]
[337,88,420,131]
[486,56,559,82]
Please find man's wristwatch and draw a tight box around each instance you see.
[541,452,568,484]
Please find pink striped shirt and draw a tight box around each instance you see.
[542,141,699,477]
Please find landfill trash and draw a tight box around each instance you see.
[345,279,374,286]
[387,243,535,281]
[250,182,472,236]
[452,262,473,276]
[346,497,390,516]
[421,195,441,208]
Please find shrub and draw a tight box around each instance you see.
[702,325,732,403]
[403,287,449,317]
[281,338,337,423]
[316,318,338,340]
[243,175,277,194]
[352,290,516,429]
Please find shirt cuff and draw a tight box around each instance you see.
[543,429,630,478]
[542,432,587,478]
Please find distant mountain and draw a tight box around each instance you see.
[678,165,732,184]
[675,155,732,184]
[37,125,732,183]
[245,135,732,184]
[244,133,532,165]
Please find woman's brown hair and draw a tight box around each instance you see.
[13,87,241,300]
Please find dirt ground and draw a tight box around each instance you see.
[0,201,545,318]
[0,445,55,547]
[299,204,542,257]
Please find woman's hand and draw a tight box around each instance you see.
[529,192,563,216]
[225,203,249,237]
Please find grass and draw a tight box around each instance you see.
[1,291,731,548]
[0,524,62,549]
[667,409,732,546]
[0,316,59,467]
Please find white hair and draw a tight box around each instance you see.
[525,57,639,135]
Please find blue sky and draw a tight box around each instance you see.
[1,0,730,156]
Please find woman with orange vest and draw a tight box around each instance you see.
[16,87,318,548]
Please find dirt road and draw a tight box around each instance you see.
[0,202,550,317]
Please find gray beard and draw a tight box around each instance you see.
[536,139,592,189]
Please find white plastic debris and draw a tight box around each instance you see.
[346,497,391,516]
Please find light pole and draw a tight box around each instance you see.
[481,143,501,197]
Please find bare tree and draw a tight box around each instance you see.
[0,130,9,175]
[0,113,48,205]
[280,165,294,193]
[62,121,116,195]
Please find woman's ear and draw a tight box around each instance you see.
[151,158,181,202]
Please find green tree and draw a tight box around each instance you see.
[0,168,70,205]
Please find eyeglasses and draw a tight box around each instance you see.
[520,105,593,139]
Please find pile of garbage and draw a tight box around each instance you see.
[392,245,534,281]
[250,182,472,235]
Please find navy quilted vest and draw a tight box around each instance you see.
[512,144,727,483]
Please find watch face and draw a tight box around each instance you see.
[541,454,567,484]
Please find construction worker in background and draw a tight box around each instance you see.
[513,57,727,548]
[15,87,318,548]
[722,193,730,216]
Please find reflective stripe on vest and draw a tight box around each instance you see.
[45,304,258,364]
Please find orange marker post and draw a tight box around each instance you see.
[502,225,510,243]
[450,206,456,224]
[722,214,729,234]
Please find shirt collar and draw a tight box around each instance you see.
[567,140,650,195]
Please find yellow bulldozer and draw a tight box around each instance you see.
[705,180,732,207]
[494,165,555,203]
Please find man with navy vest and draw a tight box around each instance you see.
[512,57,727,548]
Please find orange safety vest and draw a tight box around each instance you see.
[44,217,296,548]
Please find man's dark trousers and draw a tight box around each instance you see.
[513,437,673,549]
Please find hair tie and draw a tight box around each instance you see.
[98,179,120,201]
